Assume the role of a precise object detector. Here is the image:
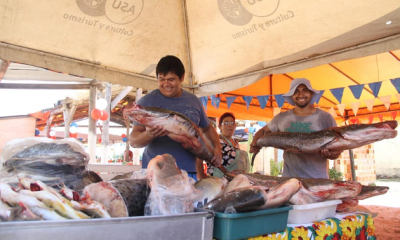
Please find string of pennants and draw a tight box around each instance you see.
[199,78,400,122]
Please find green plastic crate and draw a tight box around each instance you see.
[213,205,293,240]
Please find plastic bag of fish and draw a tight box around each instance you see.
[144,154,202,216]
[0,137,101,192]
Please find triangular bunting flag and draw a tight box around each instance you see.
[210,95,221,109]
[328,107,337,117]
[273,107,281,116]
[391,111,397,120]
[337,103,346,117]
[364,99,375,112]
[390,78,400,93]
[330,88,345,103]
[242,96,253,110]
[314,90,325,105]
[378,95,391,110]
[256,95,270,109]
[29,111,51,121]
[199,96,208,111]
[274,94,285,108]
[368,82,382,98]
[348,84,365,99]
[378,114,383,122]
[395,93,400,103]
[225,96,237,109]
[350,102,360,116]
[367,115,374,124]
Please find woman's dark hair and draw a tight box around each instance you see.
[219,112,235,126]
[156,55,185,79]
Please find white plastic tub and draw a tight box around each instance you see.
[287,200,342,224]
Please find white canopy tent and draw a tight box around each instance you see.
[0,0,399,96]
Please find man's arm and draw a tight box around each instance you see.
[249,125,272,154]
[201,124,222,167]
[129,124,168,148]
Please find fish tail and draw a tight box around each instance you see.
[251,152,258,167]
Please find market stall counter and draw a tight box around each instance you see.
[0,208,215,240]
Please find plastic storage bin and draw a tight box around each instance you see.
[287,200,342,224]
[213,205,293,240]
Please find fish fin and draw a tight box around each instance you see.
[320,137,339,149]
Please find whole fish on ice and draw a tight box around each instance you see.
[123,104,214,162]
[256,121,398,154]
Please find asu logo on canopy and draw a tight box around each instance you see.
[76,0,143,24]
[218,0,280,26]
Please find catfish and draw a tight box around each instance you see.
[123,104,214,162]
[256,121,398,154]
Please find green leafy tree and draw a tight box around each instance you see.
[270,160,280,176]
[328,167,343,181]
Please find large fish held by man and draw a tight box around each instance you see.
[256,121,398,154]
[123,104,214,162]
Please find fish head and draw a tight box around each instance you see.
[336,121,398,141]
[147,154,182,188]
[122,104,143,120]
[123,104,170,126]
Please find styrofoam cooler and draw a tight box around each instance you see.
[287,200,342,224]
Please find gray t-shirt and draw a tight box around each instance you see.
[268,108,337,179]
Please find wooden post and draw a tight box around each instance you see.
[101,83,112,164]
[62,98,77,139]
[88,84,97,163]
[45,108,63,138]
[0,60,10,81]
[126,88,142,165]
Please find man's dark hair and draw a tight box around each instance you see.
[156,55,185,79]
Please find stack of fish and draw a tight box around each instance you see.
[0,137,102,193]
[194,173,390,213]
[0,177,110,221]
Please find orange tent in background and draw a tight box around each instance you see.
[205,50,400,124]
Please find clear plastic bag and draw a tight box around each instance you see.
[0,137,91,192]
[144,171,202,216]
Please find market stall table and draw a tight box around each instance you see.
[245,212,375,240]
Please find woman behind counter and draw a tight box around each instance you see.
[197,112,249,179]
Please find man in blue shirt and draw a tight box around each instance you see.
[129,55,222,180]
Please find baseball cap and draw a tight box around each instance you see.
[282,78,320,106]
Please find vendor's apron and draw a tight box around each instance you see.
[213,135,250,178]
